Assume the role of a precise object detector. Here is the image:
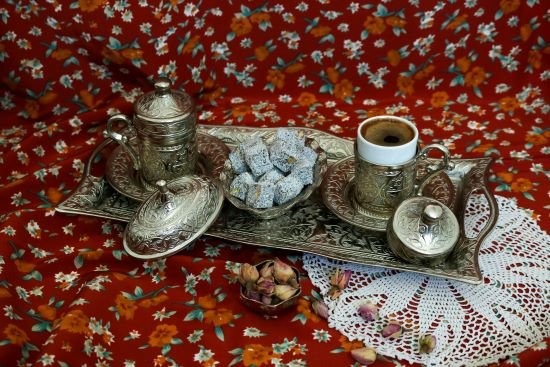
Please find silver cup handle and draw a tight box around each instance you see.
[103,114,141,172]
[414,143,454,196]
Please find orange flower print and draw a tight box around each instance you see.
[387,49,401,67]
[364,16,386,35]
[14,259,35,273]
[139,294,169,308]
[25,99,40,119]
[464,66,486,87]
[51,48,72,61]
[101,47,125,64]
[38,304,57,321]
[385,16,406,28]
[242,344,273,367]
[525,132,549,146]
[38,91,57,105]
[367,107,386,118]
[414,64,435,80]
[456,57,471,73]
[204,308,233,326]
[3,324,29,346]
[430,91,450,108]
[266,69,285,89]
[310,25,331,38]
[297,92,317,107]
[197,295,217,310]
[148,324,178,348]
[182,35,200,54]
[326,67,340,84]
[511,178,533,193]
[497,171,514,183]
[338,335,364,352]
[334,79,353,100]
[254,46,270,61]
[232,104,251,118]
[121,48,144,60]
[519,24,532,42]
[472,143,494,153]
[250,12,270,24]
[79,90,99,109]
[446,14,468,30]
[285,63,305,74]
[0,287,12,298]
[397,75,414,95]
[528,50,542,69]
[499,96,520,112]
[230,17,252,36]
[115,293,137,320]
[500,0,520,14]
[79,0,105,12]
[81,248,104,261]
[59,309,89,334]
[296,299,320,322]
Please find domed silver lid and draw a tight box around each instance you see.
[390,197,460,259]
[134,77,195,123]
[123,176,224,260]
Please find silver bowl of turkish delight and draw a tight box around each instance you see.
[220,129,328,219]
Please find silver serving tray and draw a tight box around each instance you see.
[57,125,498,284]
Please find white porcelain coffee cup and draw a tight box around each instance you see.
[357,115,419,165]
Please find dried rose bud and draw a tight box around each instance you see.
[239,263,259,286]
[350,347,377,365]
[419,334,436,354]
[261,295,272,305]
[273,258,297,286]
[311,300,329,319]
[256,278,275,295]
[358,301,379,322]
[381,322,403,339]
[330,269,352,290]
[274,284,298,301]
[245,289,261,302]
[259,261,274,278]
[327,269,352,299]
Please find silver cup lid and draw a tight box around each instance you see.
[390,197,460,258]
[134,77,195,123]
[123,176,224,260]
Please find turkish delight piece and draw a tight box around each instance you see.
[276,128,305,148]
[228,147,248,174]
[274,175,304,205]
[269,140,300,173]
[244,141,273,176]
[246,182,275,209]
[230,172,255,201]
[291,161,314,185]
[258,168,285,185]
[299,145,318,166]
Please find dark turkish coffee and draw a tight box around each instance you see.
[360,119,415,147]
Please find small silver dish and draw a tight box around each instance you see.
[219,136,327,219]
[123,176,224,260]
[239,260,302,316]
[387,197,460,266]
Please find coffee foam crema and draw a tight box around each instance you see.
[360,119,415,147]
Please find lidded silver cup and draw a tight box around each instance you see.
[104,77,198,188]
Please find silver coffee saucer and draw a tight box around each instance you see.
[321,156,456,232]
[106,132,229,201]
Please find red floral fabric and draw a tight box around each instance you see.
[1,0,548,366]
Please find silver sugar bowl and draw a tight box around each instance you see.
[387,197,460,266]
[104,77,198,188]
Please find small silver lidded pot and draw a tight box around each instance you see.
[104,77,198,188]
[387,197,460,266]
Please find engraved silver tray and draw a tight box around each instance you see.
[57,125,498,284]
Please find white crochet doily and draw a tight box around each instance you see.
[303,195,549,367]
